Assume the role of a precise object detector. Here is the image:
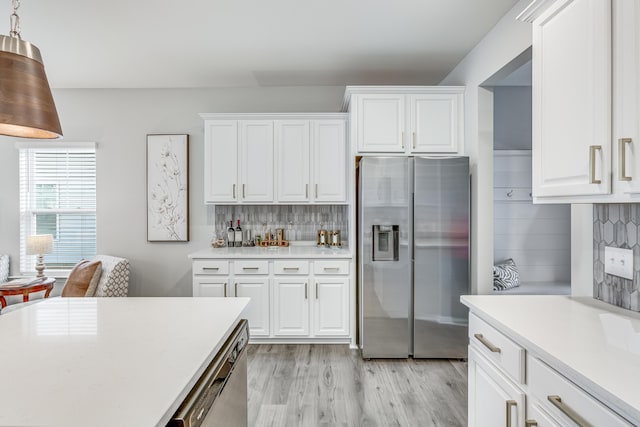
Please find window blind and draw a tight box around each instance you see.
[19,147,97,273]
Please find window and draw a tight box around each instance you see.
[19,144,97,273]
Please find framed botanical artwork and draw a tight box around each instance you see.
[147,134,189,242]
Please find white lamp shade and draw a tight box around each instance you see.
[26,234,53,255]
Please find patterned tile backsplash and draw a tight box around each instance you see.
[214,205,348,242]
[593,204,640,311]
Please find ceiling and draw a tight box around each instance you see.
[12,0,518,89]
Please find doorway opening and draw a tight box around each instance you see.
[486,50,571,295]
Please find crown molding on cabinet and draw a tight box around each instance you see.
[199,113,348,121]
[341,85,465,112]
[516,0,557,23]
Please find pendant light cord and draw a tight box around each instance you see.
[9,0,20,39]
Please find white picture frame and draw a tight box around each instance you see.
[146,134,189,242]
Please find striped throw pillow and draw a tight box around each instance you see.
[493,258,520,291]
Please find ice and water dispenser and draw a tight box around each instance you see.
[372,225,399,261]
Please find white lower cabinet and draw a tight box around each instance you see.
[233,278,270,337]
[467,311,635,427]
[192,257,351,343]
[468,346,525,427]
[193,277,228,298]
[273,279,310,336]
[313,278,349,336]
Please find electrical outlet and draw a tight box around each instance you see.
[604,247,634,280]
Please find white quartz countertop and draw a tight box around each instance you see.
[0,297,249,427]
[189,245,352,259]
[461,295,640,423]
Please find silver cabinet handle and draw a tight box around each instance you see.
[505,400,517,427]
[233,184,236,199]
[306,184,309,198]
[589,145,602,184]
[304,282,308,299]
[401,131,405,149]
[234,282,238,297]
[224,282,227,297]
[202,267,219,271]
[619,138,632,181]
[525,421,538,427]
[315,282,318,299]
[412,132,416,149]
[242,184,246,198]
[283,267,299,271]
[474,333,501,353]
[315,184,318,198]
[242,267,259,270]
[548,395,592,427]
[323,267,340,271]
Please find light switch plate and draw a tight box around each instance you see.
[604,246,634,280]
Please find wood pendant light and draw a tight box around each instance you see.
[0,35,62,139]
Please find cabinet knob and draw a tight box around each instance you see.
[589,145,602,184]
[619,138,633,181]
[474,333,501,353]
[505,400,517,427]
[547,395,591,427]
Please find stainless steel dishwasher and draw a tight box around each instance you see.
[168,319,249,427]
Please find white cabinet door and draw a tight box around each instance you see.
[193,277,228,297]
[614,0,640,194]
[356,94,405,152]
[312,120,347,202]
[532,0,611,198]
[239,121,274,202]
[313,278,349,337]
[275,120,310,202]
[273,279,310,336]
[409,93,461,153]
[468,346,525,427]
[204,120,238,203]
[234,278,270,337]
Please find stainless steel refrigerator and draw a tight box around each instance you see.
[358,156,470,358]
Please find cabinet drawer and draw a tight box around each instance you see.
[528,356,632,427]
[274,260,309,275]
[193,260,229,275]
[313,260,349,275]
[234,260,269,275]
[469,313,525,384]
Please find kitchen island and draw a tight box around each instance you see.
[0,297,249,427]
[462,295,640,426]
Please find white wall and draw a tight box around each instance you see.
[0,86,344,296]
[440,0,533,294]
[493,86,532,150]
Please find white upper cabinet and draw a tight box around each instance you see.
[520,0,640,202]
[356,94,405,152]
[312,120,347,202]
[202,114,348,204]
[240,121,274,202]
[204,120,238,203]
[614,0,640,196]
[343,86,465,155]
[530,0,612,199]
[410,93,462,153]
[275,121,310,202]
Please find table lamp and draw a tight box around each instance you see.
[26,234,53,278]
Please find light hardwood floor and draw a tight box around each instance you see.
[247,344,468,427]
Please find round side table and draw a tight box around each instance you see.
[0,277,56,308]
